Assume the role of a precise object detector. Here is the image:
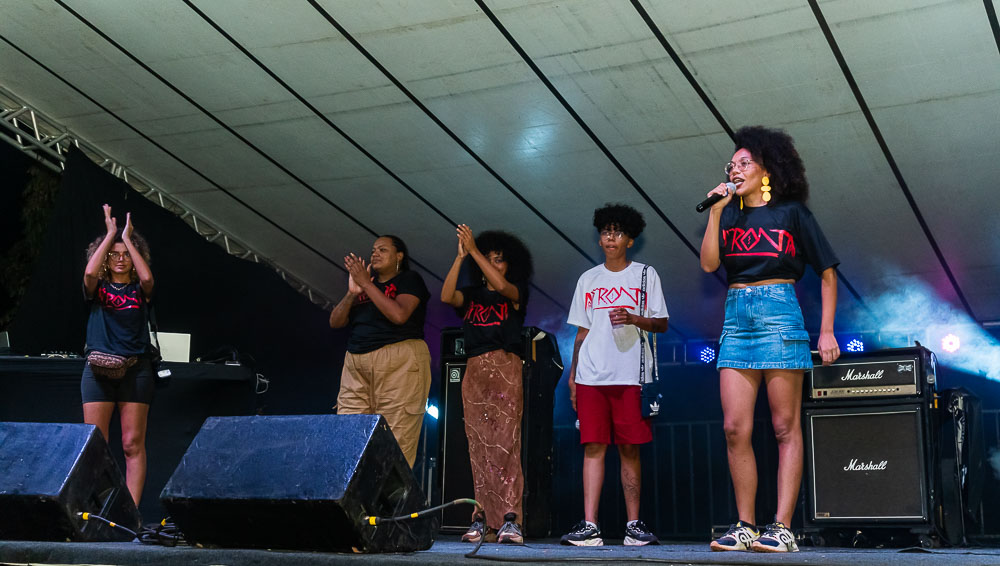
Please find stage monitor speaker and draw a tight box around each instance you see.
[437,327,562,537]
[806,404,929,523]
[0,422,140,542]
[160,414,437,553]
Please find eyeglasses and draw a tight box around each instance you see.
[724,158,755,176]
[107,251,131,261]
[600,230,626,240]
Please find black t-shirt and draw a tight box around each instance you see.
[718,200,839,284]
[84,281,151,356]
[346,270,430,354]
[459,283,528,357]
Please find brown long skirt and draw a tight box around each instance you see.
[462,348,523,530]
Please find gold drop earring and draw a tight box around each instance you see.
[761,175,772,203]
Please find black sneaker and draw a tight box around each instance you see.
[461,514,487,543]
[624,519,659,546]
[751,522,799,553]
[560,520,603,546]
[496,512,524,544]
[709,520,759,551]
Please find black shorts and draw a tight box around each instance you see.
[81,356,155,404]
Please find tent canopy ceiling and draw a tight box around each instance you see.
[2,0,998,340]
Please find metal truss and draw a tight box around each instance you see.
[0,86,334,308]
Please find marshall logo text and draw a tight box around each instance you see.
[844,459,888,471]
[840,368,885,381]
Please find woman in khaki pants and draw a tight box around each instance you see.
[329,235,431,468]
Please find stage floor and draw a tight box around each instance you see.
[1,536,998,566]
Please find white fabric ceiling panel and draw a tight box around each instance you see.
[822,0,1000,320]
[311,0,718,332]
[648,1,860,124]
[165,0,601,310]
[63,1,301,115]
[226,182,373,255]
[2,0,997,340]
[483,0,736,241]
[0,3,194,134]
[639,1,967,318]
[0,49,214,198]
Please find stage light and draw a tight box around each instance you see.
[426,403,439,420]
[699,346,716,364]
[941,333,961,353]
[846,338,865,353]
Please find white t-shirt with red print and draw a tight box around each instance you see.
[567,261,668,386]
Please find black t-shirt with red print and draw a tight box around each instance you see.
[459,283,527,358]
[719,200,839,285]
[346,270,430,354]
[84,280,151,356]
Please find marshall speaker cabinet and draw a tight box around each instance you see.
[805,404,930,523]
[803,345,969,546]
[437,327,562,537]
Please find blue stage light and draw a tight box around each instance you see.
[426,403,439,420]
[699,346,716,364]
[846,338,865,353]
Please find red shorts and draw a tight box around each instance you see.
[576,384,652,445]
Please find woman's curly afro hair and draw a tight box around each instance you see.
[85,229,152,283]
[732,125,809,203]
[593,203,646,239]
[470,230,533,285]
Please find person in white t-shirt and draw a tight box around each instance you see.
[560,204,669,547]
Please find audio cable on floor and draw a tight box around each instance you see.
[363,497,481,526]
[77,512,137,539]
[362,498,501,558]
[137,517,185,546]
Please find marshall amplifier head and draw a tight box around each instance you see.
[807,346,936,401]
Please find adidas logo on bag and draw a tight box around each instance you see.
[649,401,660,415]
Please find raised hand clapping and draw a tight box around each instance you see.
[103,204,118,236]
[456,224,477,256]
[344,253,371,295]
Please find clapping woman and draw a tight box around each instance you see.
[82,204,155,506]
[441,225,533,544]
[329,235,432,468]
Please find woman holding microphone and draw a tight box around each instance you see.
[700,126,840,553]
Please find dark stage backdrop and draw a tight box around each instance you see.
[0,142,60,329]
[8,147,346,414]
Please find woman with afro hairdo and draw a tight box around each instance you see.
[701,126,840,553]
[442,225,533,544]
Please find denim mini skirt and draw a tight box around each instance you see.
[716,283,812,370]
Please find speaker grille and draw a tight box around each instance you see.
[807,406,927,522]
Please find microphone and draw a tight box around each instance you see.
[696,182,736,213]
